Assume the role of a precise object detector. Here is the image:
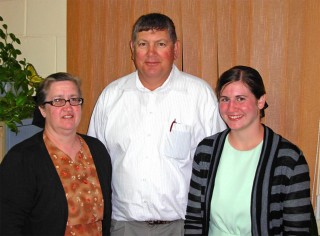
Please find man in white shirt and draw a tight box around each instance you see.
[88,13,226,236]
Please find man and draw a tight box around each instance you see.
[88,13,226,236]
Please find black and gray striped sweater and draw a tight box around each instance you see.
[185,125,317,236]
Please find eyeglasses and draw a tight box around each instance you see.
[42,98,84,107]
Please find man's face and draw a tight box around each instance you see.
[130,29,178,90]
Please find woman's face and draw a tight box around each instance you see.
[218,81,265,132]
[39,81,82,134]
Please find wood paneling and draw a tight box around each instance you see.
[67,0,320,204]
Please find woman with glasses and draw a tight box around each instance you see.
[0,72,112,235]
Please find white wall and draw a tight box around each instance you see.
[0,0,66,78]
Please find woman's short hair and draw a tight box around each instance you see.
[36,72,81,106]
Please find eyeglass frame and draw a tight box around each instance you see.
[42,97,84,107]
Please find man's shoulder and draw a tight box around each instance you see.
[107,72,136,89]
[100,71,136,95]
[173,66,212,90]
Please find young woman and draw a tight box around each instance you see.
[185,66,317,235]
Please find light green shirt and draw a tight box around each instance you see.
[209,135,263,236]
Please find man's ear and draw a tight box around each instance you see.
[174,40,180,60]
[130,40,135,60]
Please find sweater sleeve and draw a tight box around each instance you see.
[185,137,216,236]
[185,152,206,235]
[282,151,313,234]
[0,148,37,235]
[185,133,225,236]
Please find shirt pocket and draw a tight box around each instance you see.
[162,122,191,160]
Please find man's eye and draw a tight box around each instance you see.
[53,98,63,102]
[138,42,147,47]
[219,97,229,102]
[158,42,166,47]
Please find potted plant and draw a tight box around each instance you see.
[0,16,43,133]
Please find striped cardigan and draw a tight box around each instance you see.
[185,125,315,235]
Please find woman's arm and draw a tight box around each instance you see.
[185,152,208,235]
[0,149,36,234]
[282,152,314,234]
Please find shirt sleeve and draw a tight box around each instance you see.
[196,84,226,139]
[87,88,109,143]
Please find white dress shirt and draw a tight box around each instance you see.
[88,65,226,221]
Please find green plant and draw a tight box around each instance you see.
[0,16,39,133]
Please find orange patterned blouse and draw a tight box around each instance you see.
[44,134,104,236]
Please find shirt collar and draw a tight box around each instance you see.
[123,65,186,92]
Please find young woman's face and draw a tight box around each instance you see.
[39,81,82,134]
[218,81,265,132]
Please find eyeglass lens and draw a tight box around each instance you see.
[48,98,83,107]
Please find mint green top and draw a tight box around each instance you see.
[208,135,263,236]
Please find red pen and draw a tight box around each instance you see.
[169,119,176,132]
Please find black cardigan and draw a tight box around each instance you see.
[0,131,112,235]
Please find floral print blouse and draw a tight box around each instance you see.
[44,134,104,236]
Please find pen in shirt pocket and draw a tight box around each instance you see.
[170,119,176,132]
